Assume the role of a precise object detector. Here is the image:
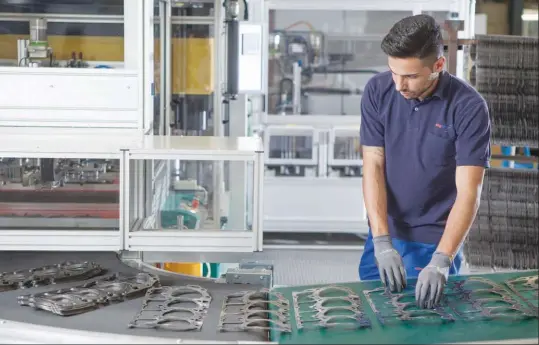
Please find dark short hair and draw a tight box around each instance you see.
[381,14,443,62]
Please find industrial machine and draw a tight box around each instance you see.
[0,157,120,229]
[260,4,475,235]
[0,0,537,344]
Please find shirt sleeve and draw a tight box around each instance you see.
[455,100,491,167]
[360,79,384,147]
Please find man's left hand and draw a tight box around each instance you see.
[415,252,451,309]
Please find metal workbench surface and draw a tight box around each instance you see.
[0,251,271,344]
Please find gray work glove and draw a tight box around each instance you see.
[373,235,406,292]
[415,252,451,309]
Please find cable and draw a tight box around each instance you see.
[283,20,316,32]
[242,0,248,20]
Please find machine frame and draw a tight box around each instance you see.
[0,130,264,254]
[0,128,139,251]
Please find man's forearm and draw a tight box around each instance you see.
[436,191,480,258]
[363,160,389,237]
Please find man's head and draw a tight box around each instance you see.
[381,14,445,100]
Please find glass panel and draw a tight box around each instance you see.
[171,24,214,136]
[268,9,413,115]
[129,159,254,232]
[269,135,313,160]
[522,9,539,37]
[0,156,120,230]
[333,136,361,161]
[0,0,124,67]
[329,134,362,178]
[153,2,215,17]
[0,1,124,15]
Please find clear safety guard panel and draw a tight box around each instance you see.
[267,9,414,116]
[0,154,123,251]
[0,157,120,230]
[0,1,125,68]
[264,125,318,177]
[125,136,263,253]
[152,0,215,135]
[328,127,362,178]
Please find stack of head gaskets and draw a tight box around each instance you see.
[18,272,159,316]
[128,285,212,331]
[469,34,538,147]
[466,34,539,271]
[447,276,537,321]
[218,289,292,334]
[293,285,371,331]
[0,261,104,292]
[465,168,538,270]
[363,285,454,325]
[504,275,538,317]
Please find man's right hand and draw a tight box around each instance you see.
[373,235,407,292]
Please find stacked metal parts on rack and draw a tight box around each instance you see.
[218,289,292,333]
[466,34,539,270]
[470,34,539,147]
[0,261,104,292]
[128,285,212,331]
[292,285,371,330]
[466,168,538,269]
[18,273,159,316]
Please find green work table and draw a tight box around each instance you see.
[270,270,538,344]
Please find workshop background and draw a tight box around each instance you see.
[0,0,537,343]
[0,0,536,284]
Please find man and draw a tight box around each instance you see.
[358,14,491,309]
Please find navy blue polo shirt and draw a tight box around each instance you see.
[360,71,491,244]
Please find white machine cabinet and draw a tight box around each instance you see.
[124,135,265,253]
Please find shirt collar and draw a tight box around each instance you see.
[430,71,450,100]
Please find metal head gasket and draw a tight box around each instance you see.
[293,285,371,331]
[363,286,455,325]
[362,276,538,326]
[504,275,538,316]
[18,272,159,316]
[0,261,105,292]
[448,277,537,320]
[128,285,212,332]
[218,289,292,334]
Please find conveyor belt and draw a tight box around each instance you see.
[0,202,119,218]
[0,184,119,203]
[0,251,268,343]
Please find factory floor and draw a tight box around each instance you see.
[262,232,498,286]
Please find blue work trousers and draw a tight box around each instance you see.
[359,230,464,281]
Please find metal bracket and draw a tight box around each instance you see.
[225,267,273,288]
